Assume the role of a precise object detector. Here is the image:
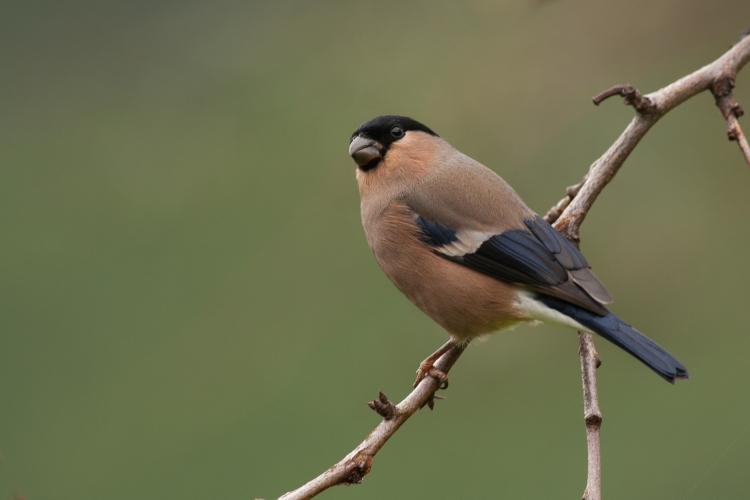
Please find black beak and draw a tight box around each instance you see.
[349,136,382,167]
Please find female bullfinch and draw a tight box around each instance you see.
[349,115,688,385]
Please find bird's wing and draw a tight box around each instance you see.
[403,160,613,315]
[414,213,612,314]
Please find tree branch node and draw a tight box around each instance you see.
[552,216,581,249]
[585,414,603,426]
[712,77,744,123]
[712,76,750,167]
[340,456,373,486]
[366,391,399,420]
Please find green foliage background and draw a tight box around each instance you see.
[2,1,750,498]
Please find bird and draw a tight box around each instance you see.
[349,114,688,386]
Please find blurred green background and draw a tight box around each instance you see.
[2,1,750,498]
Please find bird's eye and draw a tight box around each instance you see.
[390,126,404,138]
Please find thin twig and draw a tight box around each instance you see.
[578,332,602,500]
[730,119,750,167]
[277,33,750,500]
[278,343,467,500]
[591,84,656,113]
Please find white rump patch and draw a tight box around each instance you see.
[515,290,595,334]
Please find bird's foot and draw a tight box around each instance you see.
[413,360,449,389]
[412,339,457,389]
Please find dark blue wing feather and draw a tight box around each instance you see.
[479,229,567,284]
[416,214,610,315]
[416,217,458,246]
[525,218,587,269]
[417,215,583,286]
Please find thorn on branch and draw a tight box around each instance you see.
[367,391,398,420]
[592,84,656,114]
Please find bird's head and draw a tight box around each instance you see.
[349,115,438,172]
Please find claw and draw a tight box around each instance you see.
[414,361,449,388]
[427,368,449,389]
[413,339,457,388]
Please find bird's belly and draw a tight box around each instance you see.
[374,243,528,340]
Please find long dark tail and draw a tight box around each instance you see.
[536,295,689,383]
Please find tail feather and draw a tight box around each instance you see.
[536,295,689,383]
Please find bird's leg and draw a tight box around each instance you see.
[413,339,456,388]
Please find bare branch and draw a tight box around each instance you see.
[278,33,750,500]
[547,34,750,243]
[579,332,602,500]
[278,343,467,500]
[729,119,750,167]
[544,33,750,500]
